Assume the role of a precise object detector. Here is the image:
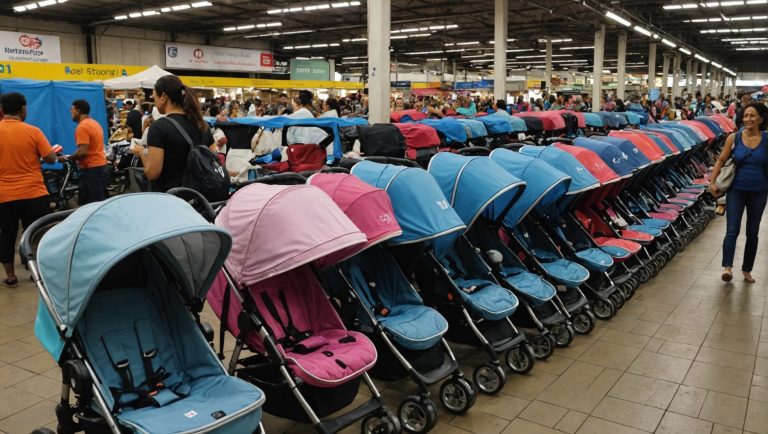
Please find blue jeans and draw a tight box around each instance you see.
[78,165,109,206]
[722,189,768,272]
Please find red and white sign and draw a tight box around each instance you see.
[165,43,274,73]
[0,30,61,63]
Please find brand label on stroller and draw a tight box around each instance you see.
[184,410,198,419]
[211,410,227,419]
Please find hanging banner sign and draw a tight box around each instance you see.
[165,43,274,73]
[0,30,61,63]
[0,61,145,81]
[179,75,364,90]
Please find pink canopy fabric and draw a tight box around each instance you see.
[609,131,666,163]
[554,143,620,185]
[514,111,566,130]
[216,183,367,285]
[308,173,403,264]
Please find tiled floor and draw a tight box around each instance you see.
[2,213,767,434]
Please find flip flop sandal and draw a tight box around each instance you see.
[721,271,733,283]
[1,278,18,288]
[744,275,756,284]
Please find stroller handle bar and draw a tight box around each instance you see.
[19,209,76,262]
[165,188,218,223]
[237,172,307,188]
[363,156,421,168]
[456,146,492,156]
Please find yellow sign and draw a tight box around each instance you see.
[180,75,364,90]
[0,61,146,81]
[411,82,441,89]
[526,79,544,89]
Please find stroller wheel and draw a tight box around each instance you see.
[506,344,536,374]
[398,396,437,433]
[628,276,640,292]
[473,364,506,395]
[361,412,400,434]
[551,323,575,348]
[674,238,686,252]
[530,334,555,360]
[593,299,616,320]
[618,282,633,301]
[609,292,625,310]
[439,377,476,414]
[31,430,55,434]
[637,266,651,284]
[572,310,595,335]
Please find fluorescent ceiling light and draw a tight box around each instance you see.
[128,12,141,18]
[720,0,744,5]
[711,61,723,68]
[331,2,350,7]
[537,38,573,43]
[661,38,677,47]
[191,1,212,7]
[679,47,692,54]
[114,14,128,19]
[160,7,171,12]
[38,0,56,6]
[561,45,595,50]
[236,25,254,30]
[694,53,710,62]
[172,5,191,11]
[24,2,38,9]
[633,26,652,36]
[664,5,682,9]
[13,6,27,12]
[142,10,158,16]
[681,3,699,7]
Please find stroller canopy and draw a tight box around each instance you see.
[352,160,466,256]
[639,130,678,156]
[427,152,526,229]
[490,112,528,132]
[583,112,605,128]
[418,118,469,144]
[589,136,653,170]
[390,109,428,123]
[475,115,513,135]
[36,194,231,354]
[515,112,564,131]
[554,143,620,185]
[454,118,488,138]
[574,137,634,178]
[217,183,367,285]
[308,173,403,257]
[608,131,666,162]
[520,145,600,195]
[490,149,571,225]
[624,111,644,125]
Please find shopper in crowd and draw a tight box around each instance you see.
[653,94,670,120]
[534,99,544,112]
[581,95,592,112]
[229,101,241,118]
[272,93,292,115]
[394,97,405,111]
[124,99,144,139]
[494,99,511,116]
[131,75,214,193]
[601,95,616,112]
[0,92,57,287]
[59,100,108,205]
[700,95,715,116]
[456,96,477,116]
[426,99,443,118]
[710,102,768,283]
[615,99,626,112]
[692,95,705,116]
[321,97,340,118]
[732,93,752,128]
[544,95,555,110]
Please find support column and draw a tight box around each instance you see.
[699,62,707,94]
[452,60,456,84]
[660,53,670,98]
[368,0,390,123]
[329,58,336,81]
[647,43,657,91]
[493,0,509,101]
[671,53,682,100]
[591,24,605,113]
[616,31,627,100]
[394,59,398,82]
[685,59,694,96]
[545,37,553,94]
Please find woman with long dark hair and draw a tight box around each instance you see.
[710,102,768,283]
[131,75,214,192]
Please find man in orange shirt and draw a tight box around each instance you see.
[60,100,108,205]
[0,92,57,287]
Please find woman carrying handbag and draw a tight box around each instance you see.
[709,102,768,283]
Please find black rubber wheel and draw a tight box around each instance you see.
[649,260,661,278]
[473,364,506,395]
[31,430,56,434]
[609,291,625,310]
[361,413,400,434]
[628,276,640,292]
[506,344,536,374]
[572,310,596,335]
[398,396,437,433]
[551,323,575,348]
[439,377,476,414]
[593,298,616,320]
[674,238,686,252]
[530,334,555,360]
[618,282,633,300]
[637,266,651,284]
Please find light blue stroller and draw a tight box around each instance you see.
[22,194,265,434]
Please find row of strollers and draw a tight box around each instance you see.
[21,112,734,434]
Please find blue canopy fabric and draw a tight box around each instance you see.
[589,136,653,169]
[597,112,621,128]
[695,117,724,135]
[519,145,600,195]
[427,153,526,230]
[642,133,676,156]
[351,160,466,257]
[641,127,689,152]
[655,123,701,147]
[0,79,108,159]
[583,112,604,128]
[418,118,469,144]
[624,111,644,125]
[573,137,634,178]
[489,149,571,227]
[35,194,231,359]
[454,118,488,138]
[488,112,528,132]
[475,115,512,135]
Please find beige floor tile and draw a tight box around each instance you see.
[599,329,652,349]
[699,391,748,429]
[13,351,57,374]
[577,341,641,371]
[536,362,622,413]
[631,321,662,337]
[703,333,759,356]
[472,394,529,421]
[654,324,708,346]
[0,340,42,364]
[644,337,665,353]
[425,422,471,433]
[554,410,589,433]
[608,373,678,409]
[751,374,768,403]
[590,396,665,432]
[754,357,768,377]
[0,363,36,388]
[745,399,768,434]
[554,336,597,360]
[0,399,56,434]
[695,347,756,372]
[518,400,567,428]
[499,371,558,401]
[450,410,510,434]
[11,375,61,400]
[575,416,648,434]
[627,351,693,383]
[657,341,701,360]
[683,361,752,397]
[638,309,671,323]
[655,412,714,434]
[0,386,43,420]
[500,418,560,434]
[668,385,709,417]
[712,423,744,434]
[532,355,575,376]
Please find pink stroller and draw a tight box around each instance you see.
[207,182,400,434]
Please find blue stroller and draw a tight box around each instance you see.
[355,160,535,396]
[22,194,265,434]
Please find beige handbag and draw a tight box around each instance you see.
[715,158,736,193]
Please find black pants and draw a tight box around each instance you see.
[0,196,49,264]
[78,165,109,206]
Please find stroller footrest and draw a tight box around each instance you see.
[490,331,527,354]
[318,396,386,434]
[411,354,460,387]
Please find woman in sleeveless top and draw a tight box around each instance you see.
[710,103,768,283]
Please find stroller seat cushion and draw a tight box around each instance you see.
[677,192,701,199]
[658,203,685,212]
[379,304,448,351]
[538,259,590,287]
[118,375,264,433]
[574,248,614,272]
[619,229,655,243]
[500,267,556,305]
[454,279,519,321]
[640,218,671,229]
[648,211,679,221]
[595,237,642,255]
[284,329,377,388]
[598,245,632,260]
[628,224,663,237]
